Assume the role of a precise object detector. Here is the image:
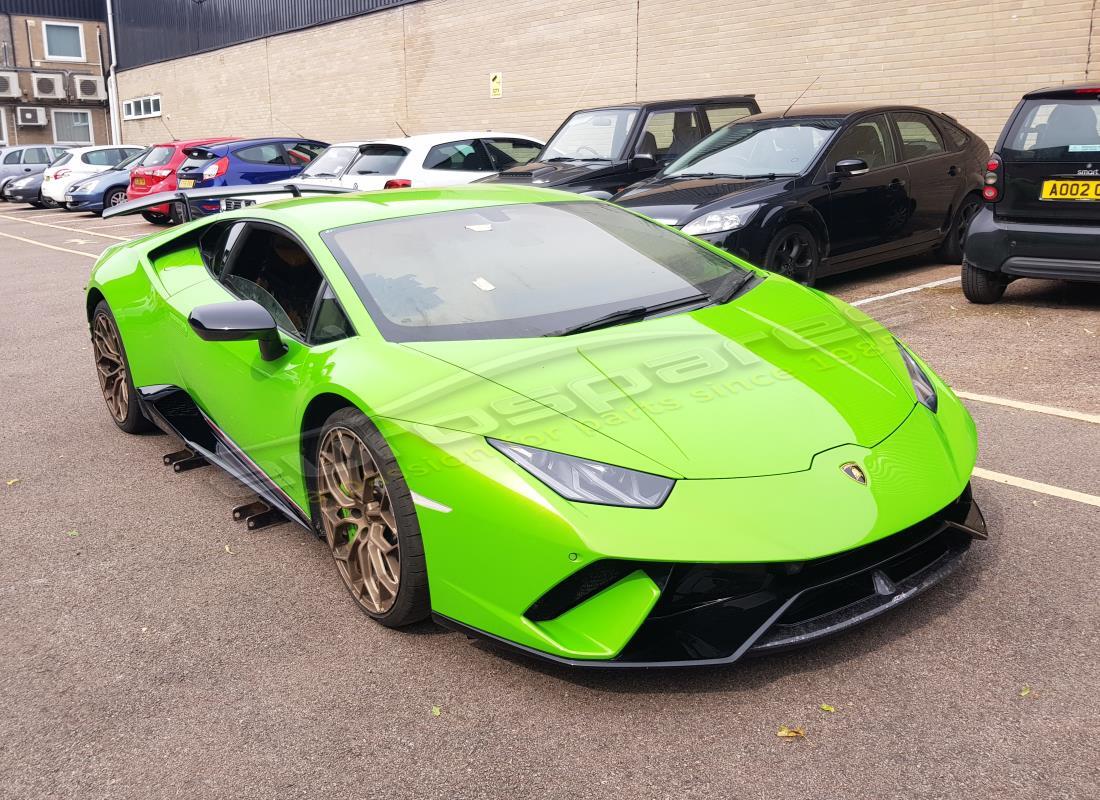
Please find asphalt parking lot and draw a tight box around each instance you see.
[1,204,1097,799]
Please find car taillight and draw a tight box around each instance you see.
[982,155,1001,202]
[149,169,172,178]
[203,156,229,181]
[384,179,412,189]
[1073,87,1100,94]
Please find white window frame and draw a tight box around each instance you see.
[51,108,94,145]
[0,109,8,146]
[41,20,87,63]
[123,94,162,121]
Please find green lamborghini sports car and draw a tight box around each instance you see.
[89,183,987,667]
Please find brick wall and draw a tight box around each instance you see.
[117,0,1100,147]
[1,15,110,146]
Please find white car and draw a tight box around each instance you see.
[41,145,144,206]
[221,132,543,211]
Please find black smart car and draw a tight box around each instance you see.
[613,105,988,283]
[962,84,1100,303]
[481,95,760,195]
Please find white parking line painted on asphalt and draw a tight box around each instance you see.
[851,276,960,306]
[973,467,1100,508]
[958,391,1100,425]
[0,214,129,241]
[0,229,97,258]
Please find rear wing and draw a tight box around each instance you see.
[102,182,357,221]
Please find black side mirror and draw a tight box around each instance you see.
[188,300,287,362]
[630,153,657,170]
[834,158,870,178]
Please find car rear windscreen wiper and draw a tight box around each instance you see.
[547,294,709,337]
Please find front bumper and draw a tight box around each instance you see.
[436,487,985,667]
[965,206,1100,281]
[64,192,103,212]
[5,186,39,203]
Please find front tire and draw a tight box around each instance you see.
[936,194,981,264]
[102,188,127,214]
[765,224,820,285]
[961,260,1008,304]
[91,301,153,433]
[312,408,430,628]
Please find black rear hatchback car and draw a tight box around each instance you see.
[480,95,760,195]
[962,84,1100,302]
[613,105,988,283]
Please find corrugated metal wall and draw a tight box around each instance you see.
[0,0,107,20]
[114,0,419,70]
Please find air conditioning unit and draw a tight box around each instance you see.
[16,106,47,127]
[73,74,106,101]
[31,73,64,100]
[0,71,20,99]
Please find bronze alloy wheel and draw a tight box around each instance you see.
[317,426,402,615]
[92,311,130,423]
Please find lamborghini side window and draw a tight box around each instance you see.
[222,226,324,338]
[307,284,355,345]
[199,222,244,278]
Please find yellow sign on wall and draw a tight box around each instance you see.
[489,72,503,99]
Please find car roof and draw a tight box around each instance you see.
[1023,83,1100,99]
[64,144,138,154]
[181,136,326,157]
[358,131,544,149]
[233,184,591,235]
[574,95,756,113]
[746,103,944,121]
[150,137,240,149]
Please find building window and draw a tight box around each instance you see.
[0,109,8,146]
[123,95,162,120]
[52,109,93,144]
[42,21,86,62]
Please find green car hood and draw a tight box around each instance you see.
[404,277,916,479]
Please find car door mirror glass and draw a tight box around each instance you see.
[188,299,287,361]
[835,158,870,177]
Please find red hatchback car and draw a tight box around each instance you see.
[128,137,237,223]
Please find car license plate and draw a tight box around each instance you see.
[65,195,73,201]
[179,179,195,189]
[134,177,146,186]
[1040,179,1100,200]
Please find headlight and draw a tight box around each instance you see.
[681,204,761,235]
[896,340,938,413]
[488,439,674,508]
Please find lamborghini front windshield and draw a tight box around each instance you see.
[323,201,745,342]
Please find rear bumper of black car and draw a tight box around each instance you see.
[437,486,986,668]
[966,206,1100,281]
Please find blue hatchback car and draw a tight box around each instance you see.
[175,137,328,215]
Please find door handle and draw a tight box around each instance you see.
[890,177,906,187]
[948,166,959,176]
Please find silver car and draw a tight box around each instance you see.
[0,145,71,199]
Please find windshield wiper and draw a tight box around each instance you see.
[708,270,756,306]
[547,294,709,337]
[672,172,797,180]
[306,172,337,178]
